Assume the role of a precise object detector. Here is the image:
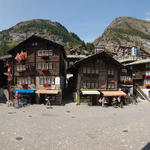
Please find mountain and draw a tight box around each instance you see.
[94,17,150,53]
[0,19,82,55]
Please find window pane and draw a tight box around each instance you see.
[96,68,99,74]
[83,67,86,73]
[49,63,52,69]
[83,82,86,88]
[95,82,98,88]
[87,82,90,88]
[51,78,55,84]
[37,64,41,69]
[91,82,94,88]
[45,50,48,55]
[38,51,42,56]
[87,67,90,74]
[49,50,53,56]
[40,78,43,85]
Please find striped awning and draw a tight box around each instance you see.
[101,91,127,97]
[81,90,100,95]
[35,90,59,94]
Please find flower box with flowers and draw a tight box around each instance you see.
[41,68,48,72]
[146,75,150,78]
[17,70,23,73]
[21,83,27,86]
[41,54,48,57]
[146,84,150,87]
[43,83,51,87]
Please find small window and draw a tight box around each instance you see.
[49,63,53,69]
[96,68,99,74]
[49,50,53,56]
[40,78,44,85]
[51,78,55,84]
[83,82,86,88]
[18,78,31,85]
[87,82,90,88]
[108,68,114,75]
[95,82,98,89]
[91,68,95,74]
[83,67,86,74]
[91,82,95,88]
[87,67,90,74]
[38,51,42,56]
[16,65,26,71]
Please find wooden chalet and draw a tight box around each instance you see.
[126,60,150,87]
[126,59,150,100]
[8,35,66,104]
[0,55,12,89]
[71,51,126,105]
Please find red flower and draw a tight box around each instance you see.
[41,68,48,72]
[43,83,51,87]
[21,83,27,86]
[41,54,48,57]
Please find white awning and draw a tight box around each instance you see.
[81,90,100,95]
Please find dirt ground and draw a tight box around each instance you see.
[0,100,150,150]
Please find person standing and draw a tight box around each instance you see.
[45,95,51,107]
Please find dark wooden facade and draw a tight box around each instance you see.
[8,35,66,104]
[126,60,150,87]
[71,51,122,104]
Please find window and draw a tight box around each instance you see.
[38,50,53,56]
[87,82,90,88]
[91,82,95,88]
[32,42,38,46]
[16,65,26,71]
[95,82,98,88]
[83,67,86,74]
[91,68,95,74]
[108,83,115,89]
[96,68,99,74]
[49,50,53,56]
[69,61,74,67]
[37,63,53,70]
[18,78,31,85]
[87,67,91,74]
[82,81,99,89]
[40,77,55,85]
[83,82,87,88]
[108,68,114,75]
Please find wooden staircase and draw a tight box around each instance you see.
[134,86,150,102]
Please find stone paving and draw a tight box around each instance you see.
[0,101,150,150]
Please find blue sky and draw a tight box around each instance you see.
[0,0,150,42]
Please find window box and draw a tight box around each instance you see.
[41,54,48,57]
[146,84,150,87]
[21,83,27,86]
[41,68,48,72]
[17,70,23,73]
[43,83,51,87]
